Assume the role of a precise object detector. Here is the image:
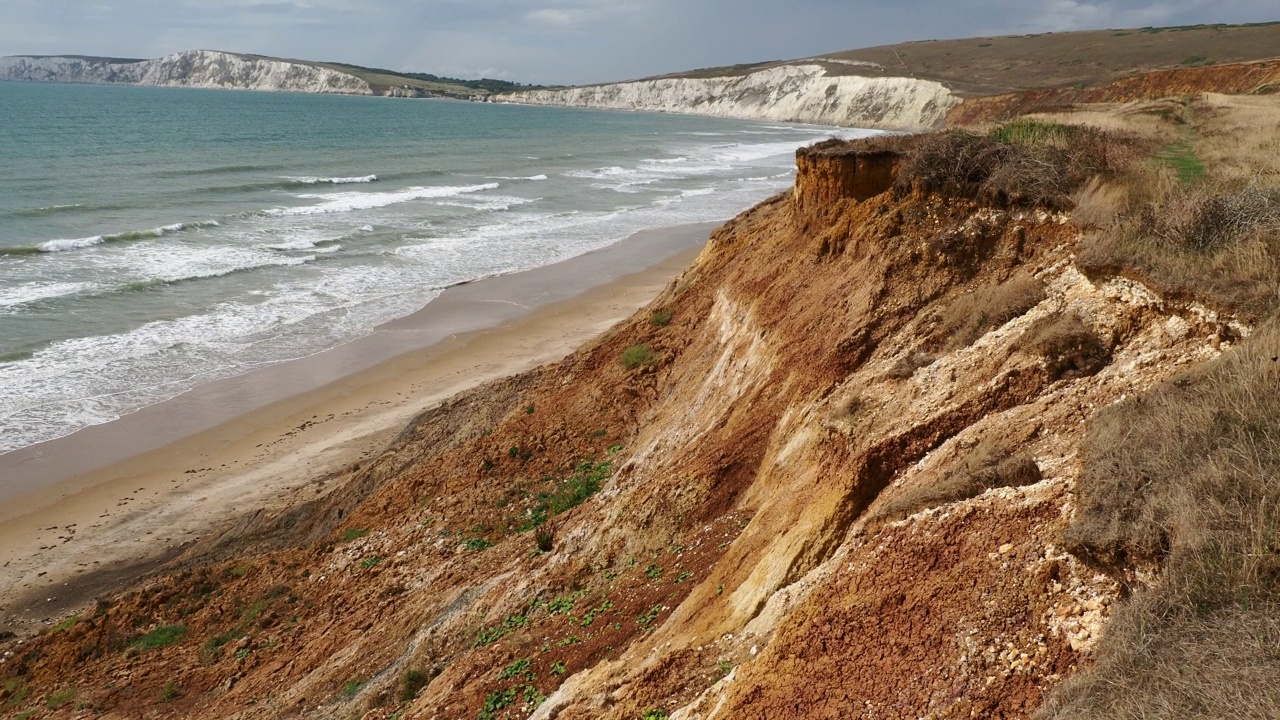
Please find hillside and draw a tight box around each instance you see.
[0,51,502,99]
[495,22,1280,130]
[4,77,1279,718]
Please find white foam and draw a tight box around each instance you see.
[488,174,548,181]
[269,183,500,217]
[0,281,97,308]
[38,235,105,252]
[286,174,379,185]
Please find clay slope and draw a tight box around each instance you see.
[0,140,1244,719]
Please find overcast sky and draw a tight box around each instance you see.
[2,1,1276,85]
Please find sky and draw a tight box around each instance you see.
[1,0,1277,85]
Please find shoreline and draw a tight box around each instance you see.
[0,221,716,636]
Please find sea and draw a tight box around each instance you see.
[0,81,876,455]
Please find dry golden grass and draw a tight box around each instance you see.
[1042,323,1280,720]
[865,440,1041,534]
[929,273,1046,351]
[1023,312,1111,380]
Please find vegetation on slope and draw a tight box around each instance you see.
[1025,95,1280,719]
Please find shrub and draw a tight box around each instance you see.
[651,308,674,327]
[1042,324,1280,719]
[401,669,428,702]
[464,537,494,552]
[621,344,657,368]
[895,122,1139,210]
[1077,181,1280,320]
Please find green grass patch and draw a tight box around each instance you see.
[340,679,364,698]
[46,688,77,710]
[340,528,369,543]
[650,308,673,327]
[1156,141,1207,183]
[133,625,186,651]
[517,461,612,531]
[464,537,494,552]
[360,556,382,569]
[50,616,77,633]
[621,344,657,368]
[987,119,1077,148]
[159,682,181,702]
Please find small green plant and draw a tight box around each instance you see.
[651,308,673,327]
[644,564,664,579]
[548,591,584,615]
[550,661,567,676]
[579,599,614,627]
[478,687,518,720]
[341,679,364,698]
[535,526,554,553]
[225,565,250,578]
[621,344,657,368]
[133,625,186,651]
[465,537,494,552]
[474,614,528,648]
[637,605,663,628]
[401,669,428,702]
[50,616,77,633]
[499,658,534,681]
[46,688,77,710]
[717,660,734,676]
[360,556,382,569]
[159,682,181,702]
[673,571,692,584]
[642,710,669,720]
[557,634,582,647]
[524,404,535,414]
[340,528,369,543]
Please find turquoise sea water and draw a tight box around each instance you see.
[0,82,875,453]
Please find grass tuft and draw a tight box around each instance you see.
[621,344,658,368]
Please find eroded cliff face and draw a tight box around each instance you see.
[0,51,375,95]
[495,64,959,131]
[0,141,1242,719]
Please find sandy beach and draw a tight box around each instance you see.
[0,221,715,636]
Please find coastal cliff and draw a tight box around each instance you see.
[494,64,959,131]
[9,100,1277,718]
[0,51,376,95]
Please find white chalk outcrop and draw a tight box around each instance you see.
[0,50,374,95]
[495,64,959,131]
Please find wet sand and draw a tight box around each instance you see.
[0,221,716,635]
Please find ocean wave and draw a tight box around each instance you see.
[32,220,222,254]
[152,163,287,178]
[267,183,500,217]
[654,187,717,206]
[487,174,548,181]
[263,237,344,252]
[284,174,379,185]
[0,281,98,309]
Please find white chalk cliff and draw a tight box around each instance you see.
[495,64,960,131]
[0,50,374,95]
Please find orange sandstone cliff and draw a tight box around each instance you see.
[0,137,1245,720]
